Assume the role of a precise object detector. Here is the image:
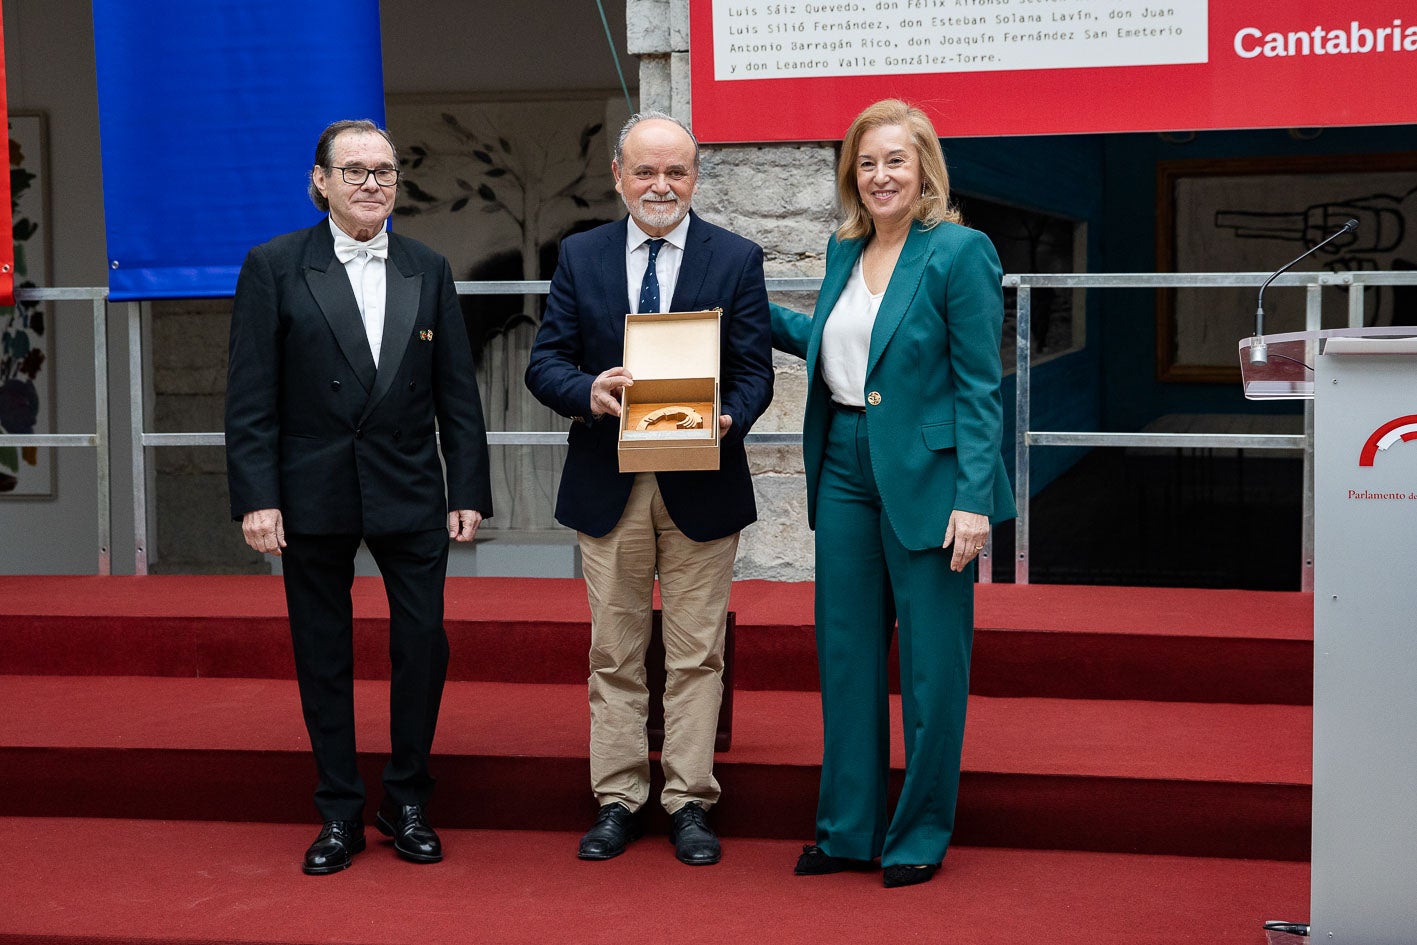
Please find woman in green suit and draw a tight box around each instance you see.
[771,99,1015,888]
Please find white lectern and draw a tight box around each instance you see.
[1241,327,1417,944]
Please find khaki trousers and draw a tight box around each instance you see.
[578,472,739,814]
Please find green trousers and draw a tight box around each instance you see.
[812,409,974,868]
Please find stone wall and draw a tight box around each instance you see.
[150,299,268,573]
[629,0,838,580]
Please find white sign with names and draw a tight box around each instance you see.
[712,0,1208,80]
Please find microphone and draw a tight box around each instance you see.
[1249,218,1358,365]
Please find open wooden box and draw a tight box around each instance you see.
[618,309,721,472]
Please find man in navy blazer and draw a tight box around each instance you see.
[526,112,773,866]
[225,120,492,875]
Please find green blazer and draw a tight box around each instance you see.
[771,219,1016,551]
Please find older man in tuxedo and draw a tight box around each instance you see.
[225,119,492,875]
[525,111,773,866]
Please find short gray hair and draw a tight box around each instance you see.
[613,111,700,168]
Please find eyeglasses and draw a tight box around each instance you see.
[331,165,400,187]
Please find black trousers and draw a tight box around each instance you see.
[281,528,451,822]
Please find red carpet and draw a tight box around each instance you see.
[0,678,1310,858]
[0,576,1314,703]
[0,575,1312,635]
[0,576,1315,943]
[0,819,1308,945]
[0,677,1310,782]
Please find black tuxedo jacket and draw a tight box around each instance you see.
[524,212,773,542]
[225,220,492,535]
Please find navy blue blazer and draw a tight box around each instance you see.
[525,212,773,542]
[225,220,493,535]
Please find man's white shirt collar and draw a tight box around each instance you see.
[625,214,691,253]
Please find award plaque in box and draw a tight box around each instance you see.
[618,309,721,472]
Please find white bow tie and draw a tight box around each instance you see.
[332,229,389,264]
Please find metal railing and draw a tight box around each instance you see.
[2,288,115,574]
[10,272,1416,582]
[1010,270,1417,591]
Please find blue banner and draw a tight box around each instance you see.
[93,0,386,300]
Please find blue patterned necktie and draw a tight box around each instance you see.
[638,238,666,313]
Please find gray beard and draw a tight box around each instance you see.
[627,195,687,231]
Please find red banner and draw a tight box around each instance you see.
[1,0,13,306]
[690,0,1417,142]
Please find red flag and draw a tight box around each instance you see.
[0,0,14,307]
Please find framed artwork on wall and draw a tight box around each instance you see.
[1156,153,1417,383]
[2,111,56,497]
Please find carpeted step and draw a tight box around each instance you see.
[0,675,1310,860]
[0,817,1310,945]
[0,576,1314,703]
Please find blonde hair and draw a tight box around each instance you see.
[836,99,961,241]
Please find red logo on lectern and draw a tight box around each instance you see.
[1359,415,1417,466]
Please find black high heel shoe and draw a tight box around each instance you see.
[794,844,873,875]
[882,863,939,888]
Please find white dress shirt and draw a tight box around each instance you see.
[819,257,883,408]
[330,219,388,367]
[625,215,690,314]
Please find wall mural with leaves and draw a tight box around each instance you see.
[387,96,628,530]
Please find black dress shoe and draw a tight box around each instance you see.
[375,802,442,863]
[302,820,365,875]
[882,863,939,888]
[794,843,874,875]
[668,802,721,866]
[578,802,641,860]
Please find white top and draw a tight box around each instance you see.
[329,219,388,367]
[625,215,690,314]
[819,257,883,407]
